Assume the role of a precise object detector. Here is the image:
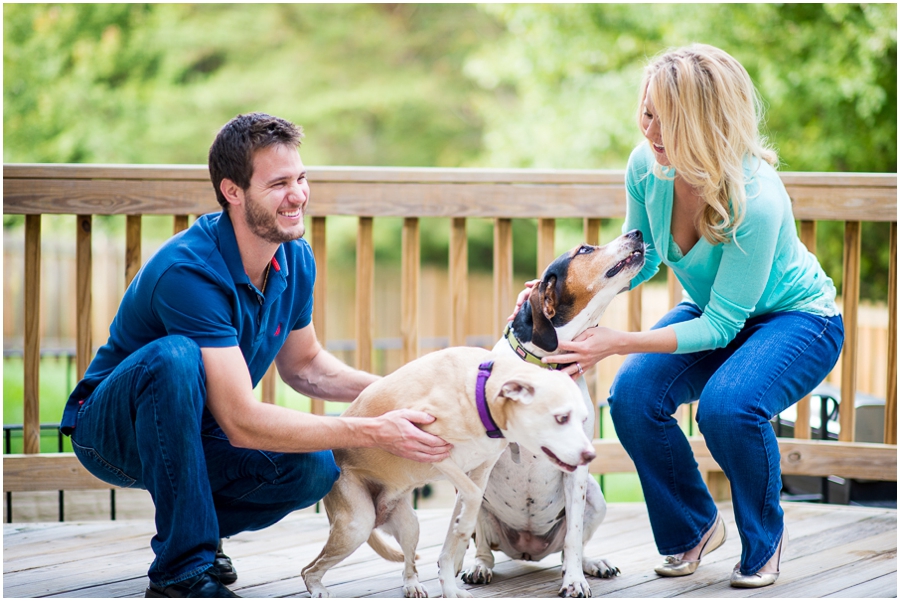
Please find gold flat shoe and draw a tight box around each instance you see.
[730,530,787,588]
[654,514,727,577]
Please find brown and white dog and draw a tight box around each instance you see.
[301,347,598,598]
[459,229,645,597]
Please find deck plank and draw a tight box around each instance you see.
[824,573,898,598]
[4,502,895,598]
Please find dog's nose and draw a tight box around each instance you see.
[582,449,597,464]
[624,229,643,243]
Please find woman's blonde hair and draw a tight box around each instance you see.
[638,44,778,244]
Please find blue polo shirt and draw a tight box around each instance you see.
[61,211,315,434]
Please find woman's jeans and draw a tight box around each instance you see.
[608,304,843,575]
[70,336,340,586]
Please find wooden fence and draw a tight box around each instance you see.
[2,164,897,499]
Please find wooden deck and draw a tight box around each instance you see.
[4,502,896,598]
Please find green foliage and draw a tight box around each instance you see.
[467,3,897,173]
[3,3,896,298]
[4,4,499,166]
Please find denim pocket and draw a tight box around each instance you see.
[71,440,139,488]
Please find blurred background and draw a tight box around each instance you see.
[4,3,896,290]
[3,4,897,510]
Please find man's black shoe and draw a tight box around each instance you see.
[211,539,238,585]
[145,570,239,598]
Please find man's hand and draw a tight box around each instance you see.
[371,409,453,463]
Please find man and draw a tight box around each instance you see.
[61,113,453,598]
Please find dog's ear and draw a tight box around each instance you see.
[530,278,559,352]
[539,275,559,320]
[499,380,535,405]
[490,379,535,430]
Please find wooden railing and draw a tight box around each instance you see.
[3,164,897,499]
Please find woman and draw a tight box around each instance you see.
[533,44,843,587]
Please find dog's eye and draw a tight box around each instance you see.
[577,245,593,255]
[555,413,570,425]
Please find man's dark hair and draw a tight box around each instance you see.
[208,113,304,209]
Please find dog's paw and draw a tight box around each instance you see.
[303,579,332,598]
[442,588,474,599]
[558,576,592,598]
[307,588,333,599]
[459,565,493,585]
[584,558,620,579]
[403,583,429,598]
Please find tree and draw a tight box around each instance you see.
[4,4,896,295]
[4,4,499,166]
[464,3,896,298]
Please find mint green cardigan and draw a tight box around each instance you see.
[624,142,839,354]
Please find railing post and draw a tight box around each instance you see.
[23,215,41,455]
[449,218,468,347]
[493,218,513,335]
[311,216,328,415]
[356,217,374,372]
[840,221,861,442]
[401,217,420,363]
[666,269,682,310]
[261,365,277,404]
[627,285,642,333]
[125,215,142,287]
[885,221,897,445]
[173,215,189,235]
[537,218,555,277]
[76,215,92,381]
[584,218,602,439]
[583,218,601,247]
[795,220,818,439]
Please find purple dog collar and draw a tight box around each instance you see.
[476,360,504,439]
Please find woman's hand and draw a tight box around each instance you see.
[542,327,623,379]
[507,279,540,321]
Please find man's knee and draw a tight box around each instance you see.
[145,336,204,382]
[131,336,206,422]
[281,451,340,508]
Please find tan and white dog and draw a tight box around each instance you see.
[460,229,645,597]
[301,347,598,598]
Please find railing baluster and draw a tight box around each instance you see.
[627,285,642,333]
[311,217,327,416]
[583,218,601,246]
[261,364,277,405]
[356,217,374,372]
[125,215,142,287]
[794,220,818,440]
[449,218,468,347]
[840,221,861,442]
[537,218,555,277]
[76,215,92,381]
[173,215,189,235]
[402,218,420,363]
[885,221,897,445]
[23,215,41,455]
[493,218,513,335]
[666,269,682,310]
[584,218,603,439]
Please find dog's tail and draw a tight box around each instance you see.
[367,529,417,562]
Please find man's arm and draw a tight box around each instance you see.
[201,328,452,461]
[274,323,377,402]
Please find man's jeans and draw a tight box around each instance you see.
[609,304,843,575]
[70,335,340,586]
